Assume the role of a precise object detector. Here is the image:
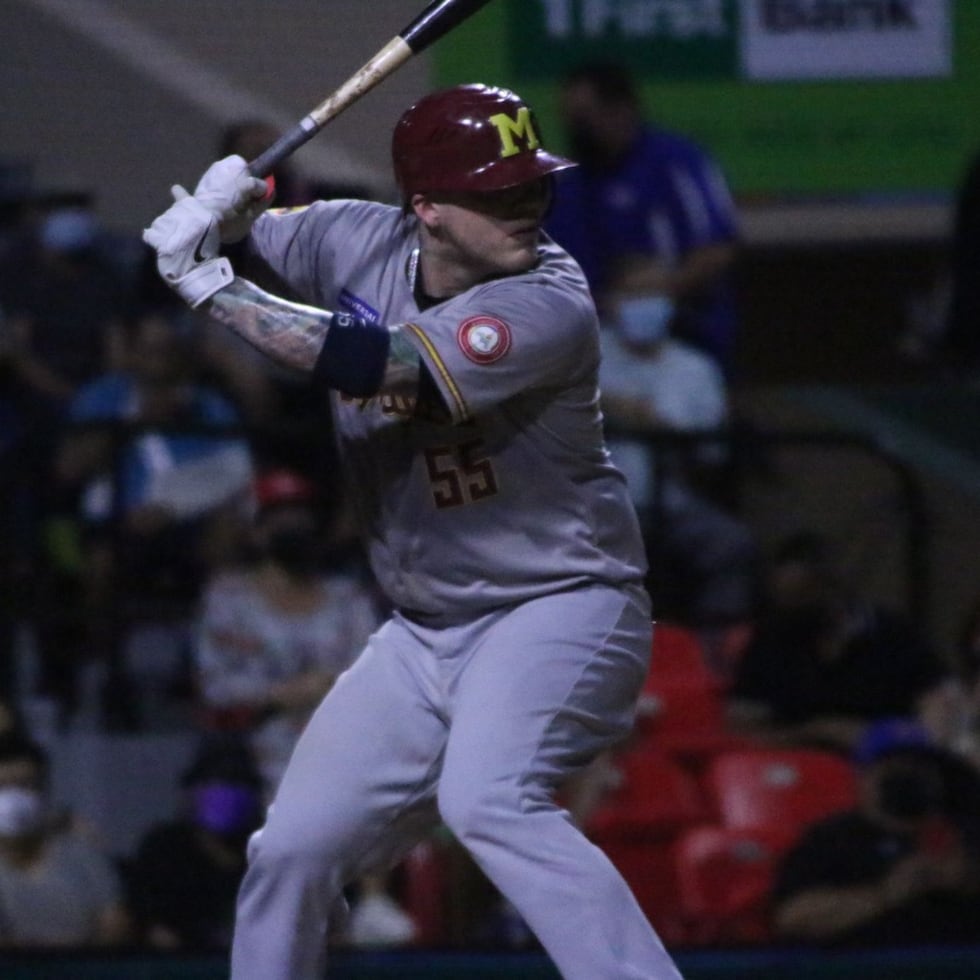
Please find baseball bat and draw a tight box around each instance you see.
[248,0,495,178]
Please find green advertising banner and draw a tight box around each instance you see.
[434,0,980,198]
[509,0,739,81]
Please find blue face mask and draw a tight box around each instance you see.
[616,295,674,347]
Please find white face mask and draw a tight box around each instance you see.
[616,294,675,347]
[0,787,45,838]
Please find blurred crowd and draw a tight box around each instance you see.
[0,61,979,956]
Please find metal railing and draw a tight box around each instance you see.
[604,420,931,627]
[1,417,932,727]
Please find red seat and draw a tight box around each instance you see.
[702,747,858,834]
[401,839,450,946]
[577,632,772,943]
[671,824,795,945]
[582,746,711,945]
[640,626,723,722]
[599,837,690,946]
[586,746,709,840]
[649,623,715,681]
[634,624,743,764]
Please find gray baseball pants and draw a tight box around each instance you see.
[229,582,684,979]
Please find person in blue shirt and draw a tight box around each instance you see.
[60,308,251,531]
[51,306,254,727]
[546,62,741,376]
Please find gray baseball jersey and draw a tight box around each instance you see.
[230,200,684,980]
[247,200,647,621]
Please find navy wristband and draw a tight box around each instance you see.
[313,312,391,398]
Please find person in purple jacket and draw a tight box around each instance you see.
[142,83,685,980]
[547,62,741,376]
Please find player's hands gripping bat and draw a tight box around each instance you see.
[142,194,232,308]
[154,154,272,251]
[192,155,272,243]
[146,0,494,301]
[247,0,496,178]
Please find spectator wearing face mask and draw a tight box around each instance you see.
[772,718,980,946]
[192,472,417,949]
[192,470,383,797]
[546,62,740,377]
[125,734,263,951]
[597,295,758,626]
[0,731,131,947]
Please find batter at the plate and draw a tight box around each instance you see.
[143,82,685,980]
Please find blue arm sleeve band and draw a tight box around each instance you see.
[313,312,391,398]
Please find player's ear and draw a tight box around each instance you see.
[411,192,439,229]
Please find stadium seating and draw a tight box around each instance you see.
[701,746,858,834]
[586,745,710,839]
[635,624,747,765]
[671,823,795,945]
[585,746,710,944]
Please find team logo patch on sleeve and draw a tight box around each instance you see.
[457,316,512,365]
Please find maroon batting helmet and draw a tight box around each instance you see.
[392,84,575,201]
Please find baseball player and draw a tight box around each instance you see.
[143,84,684,980]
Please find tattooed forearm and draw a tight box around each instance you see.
[208,277,423,398]
[383,325,423,396]
[207,278,332,374]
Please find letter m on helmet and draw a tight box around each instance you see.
[392,85,574,198]
[489,108,541,159]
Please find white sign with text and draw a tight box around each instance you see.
[741,0,952,80]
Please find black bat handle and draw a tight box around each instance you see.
[248,122,316,179]
[402,0,494,53]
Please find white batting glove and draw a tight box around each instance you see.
[142,189,234,308]
[193,154,272,243]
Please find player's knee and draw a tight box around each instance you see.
[437,773,506,843]
[237,826,345,943]
[247,823,337,886]
[249,826,306,873]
